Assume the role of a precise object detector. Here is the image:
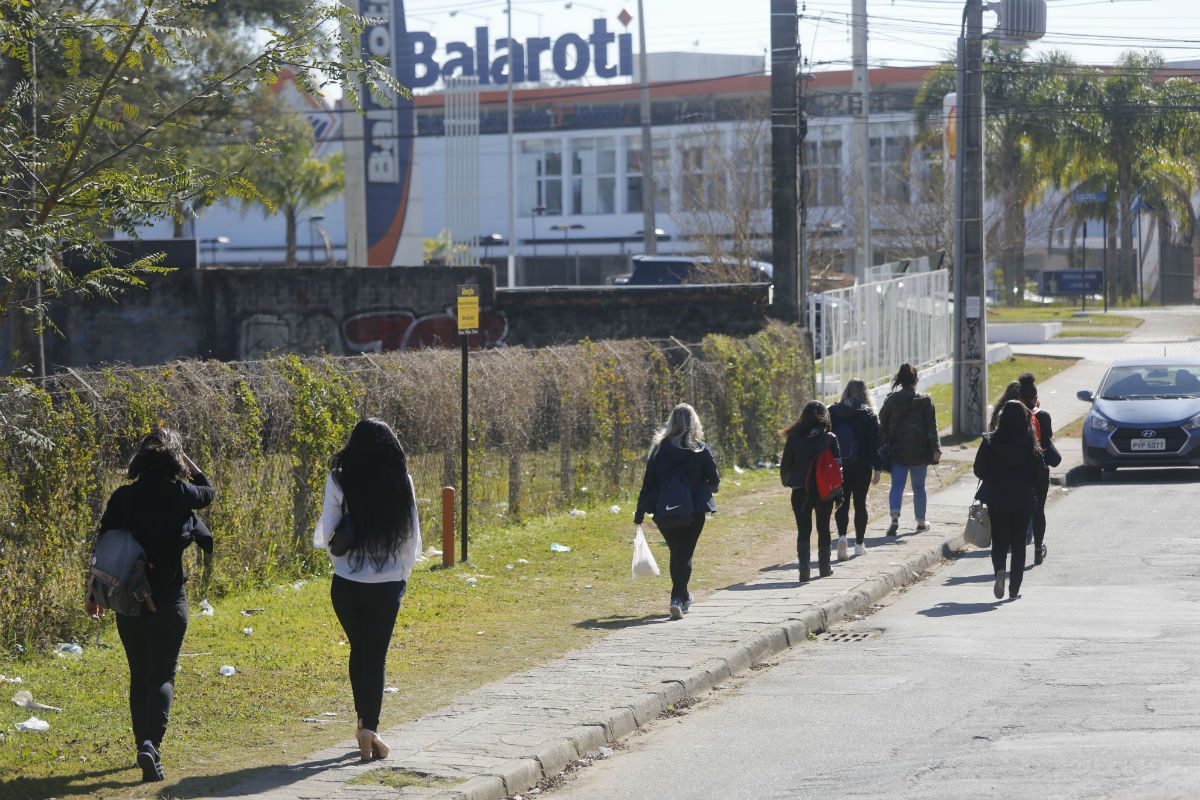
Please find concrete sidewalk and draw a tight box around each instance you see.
[203,362,1100,800]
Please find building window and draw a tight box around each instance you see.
[870,134,911,205]
[679,132,720,211]
[519,139,562,217]
[625,135,669,214]
[569,137,617,215]
[804,138,842,208]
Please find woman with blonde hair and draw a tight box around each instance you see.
[634,403,720,620]
[828,379,882,559]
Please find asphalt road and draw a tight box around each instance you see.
[548,465,1200,800]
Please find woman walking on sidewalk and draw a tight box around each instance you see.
[829,379,881,560]
[634,404,721,620]
[88,428,215,783]
[878,363,941,535]
[974,400,1043,600]
[780,401,842,582]
[1019,372,1059,565]
[989,381,1022,432]
[314,418,423,762]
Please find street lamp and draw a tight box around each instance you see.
[448,9,489,21]
[550,223,585,284]
[564,1,605,11]
[201,235,230,266]
[502,4,544,35]
[308,215,325,265]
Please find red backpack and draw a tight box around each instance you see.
[806,433,844,503]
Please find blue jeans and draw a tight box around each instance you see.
[888,462,928,521]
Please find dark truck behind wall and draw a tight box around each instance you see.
[612,255,773,285]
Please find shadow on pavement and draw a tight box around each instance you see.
[1065,464,1200,488]
[164,754,357,799]
[724,580,803,592]
[917,601,1001,617]
[1,765,131,800]
[575,614,665,630]
[942,572,994,586]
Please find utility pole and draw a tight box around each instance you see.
[952,0,987,436]
[769,0,799,322]
[505,0,516,286]
[637,0,657,254]
[851,0,872,281]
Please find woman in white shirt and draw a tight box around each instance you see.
[313,418,422,762]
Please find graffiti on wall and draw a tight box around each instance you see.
[343,308,508,352]
[238,308,507,360]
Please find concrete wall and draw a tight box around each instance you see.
[38,267,771,368]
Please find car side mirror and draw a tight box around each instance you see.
[1076,390,1094,402]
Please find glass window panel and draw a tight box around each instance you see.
[597,177,615,214]
[597,138,616,174]
[626,176,643,213]
[544,180,562,215]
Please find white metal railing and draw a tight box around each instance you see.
[809,270,953,402]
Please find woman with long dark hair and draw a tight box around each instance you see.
[634,403,720,620]
[878,363,941,536]
[989,381,1022,432]
[313,418,422,762]
[828,379,882,559]
[88,427,214,783]
[780,400,842,582]
[1018,372,1056,565]
[973,400,1043,600]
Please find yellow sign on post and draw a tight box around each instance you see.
[457,284,479,333]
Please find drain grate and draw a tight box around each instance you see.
[822,630,880,643]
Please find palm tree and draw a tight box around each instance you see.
[915,46,1074,305]
[244,112,344,267]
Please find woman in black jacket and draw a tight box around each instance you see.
[828,379,881,560]
[634,404,720,620]
[878,363,941,536]
[780,401,842,582]
[973,401,1043,600]
[87,428,215,783]
[1018,372,1056,565]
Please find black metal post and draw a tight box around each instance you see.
[1102,214,1108,313]
[1081,221,1087,312]
[460,332,469,562]
[769,0,799,322]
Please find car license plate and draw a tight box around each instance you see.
[1130,438,1166,451]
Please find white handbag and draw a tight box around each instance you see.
[631,525,661,578]
[964,502,992,548]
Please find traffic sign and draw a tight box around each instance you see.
[457,284,479,333]
[1072,191,1106,203]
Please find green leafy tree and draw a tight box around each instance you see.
[0,0,404,358]
[916,45,1074,305]
[242,104,344,267]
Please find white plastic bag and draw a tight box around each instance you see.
[631,526,660,578]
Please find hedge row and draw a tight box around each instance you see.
[0,324,812,650]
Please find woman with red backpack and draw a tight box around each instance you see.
[780,401,843,582]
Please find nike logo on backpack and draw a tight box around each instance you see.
[665,505,681,511]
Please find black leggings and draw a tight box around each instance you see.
[659,514,705,602]
[792,489,834,573]
[1032,468,1049,548]
[834,464,873,543]
[989,509,1031,595]
[331,575,406,732]
[115,586,188,749]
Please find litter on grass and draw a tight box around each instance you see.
[55,643,82,655]
[0,676,22,685]
[733,465,745,474]
[218,665,236,677]
[464,577,478,584]
[241,608,265,616]
[550,543,572,552]
[12,690,62,713]
[566,509,586,518]
[517,558,529,564]
[290,580,307,590]
[242,628,253,636]
[14,716,49,732]
[383,687,399,694]
[609,505,621,514]
[197,599,215,617]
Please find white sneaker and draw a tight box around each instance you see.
[836,536,848,562]
[854,542,866,557]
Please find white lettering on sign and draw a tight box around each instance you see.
[366,106,398,183]
[966,296,981,319]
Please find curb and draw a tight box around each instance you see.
[428,529,970,800]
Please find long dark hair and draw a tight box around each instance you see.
[989,381,1022,432]
[889,363,918,392]
[1017,371,1038,407]
[992,400,1040,456]
[331,418,415,572]
[128,427,190,482]
[783,400,830,439]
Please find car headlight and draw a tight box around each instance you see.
[1184,412,1200,432]
[1088,413,1116,433]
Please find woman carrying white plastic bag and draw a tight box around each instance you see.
[631,525,660,578]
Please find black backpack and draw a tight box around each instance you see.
[831,415,859,466]
[654,462,695,529]
[87,528,153,616]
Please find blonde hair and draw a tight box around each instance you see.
[840,378,873,409]
[649,403,705,456]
